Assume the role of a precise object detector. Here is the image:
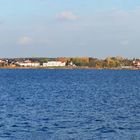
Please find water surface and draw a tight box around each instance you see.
[0,69,140,140]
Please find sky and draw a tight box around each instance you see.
[0,0,140,58]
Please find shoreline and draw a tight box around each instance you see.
[0,66,139,70]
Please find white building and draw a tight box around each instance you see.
[16,60,40,67]
[43,61,66,67]
[133,60,140,68]
[0,60,4,63]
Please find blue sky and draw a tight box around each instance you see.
[0,0,140,58]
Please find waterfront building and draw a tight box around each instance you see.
[133,60,140,68]
[16,60,40,67]
[43,61,66,67]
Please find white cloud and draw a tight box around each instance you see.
[18,36,32,45]
[56,11,79,21]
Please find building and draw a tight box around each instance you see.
[56,57,70,63]
[133,60,140,68]
[43,61,66,67]
[0,59,6,66]
[16,60,40,67]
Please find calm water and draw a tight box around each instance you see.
[0,69,140,140]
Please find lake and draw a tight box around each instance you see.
[0,69,140,140]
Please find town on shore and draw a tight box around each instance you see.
[0,57,139,69]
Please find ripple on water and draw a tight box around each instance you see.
[0,69,140,140]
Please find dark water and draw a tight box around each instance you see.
[0,69,140,140]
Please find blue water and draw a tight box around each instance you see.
[0,69,140,140]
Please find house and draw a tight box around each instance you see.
[16,60,40,67]
[133,60,140,68]
[68,61,76,67]
[0,59,5,66]
[56,57,70,63]
[43,61,66,67]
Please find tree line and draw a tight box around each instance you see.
[39,56,135,68]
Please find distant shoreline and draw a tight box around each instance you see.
[0,57,139,70]
[0,66,139,70]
